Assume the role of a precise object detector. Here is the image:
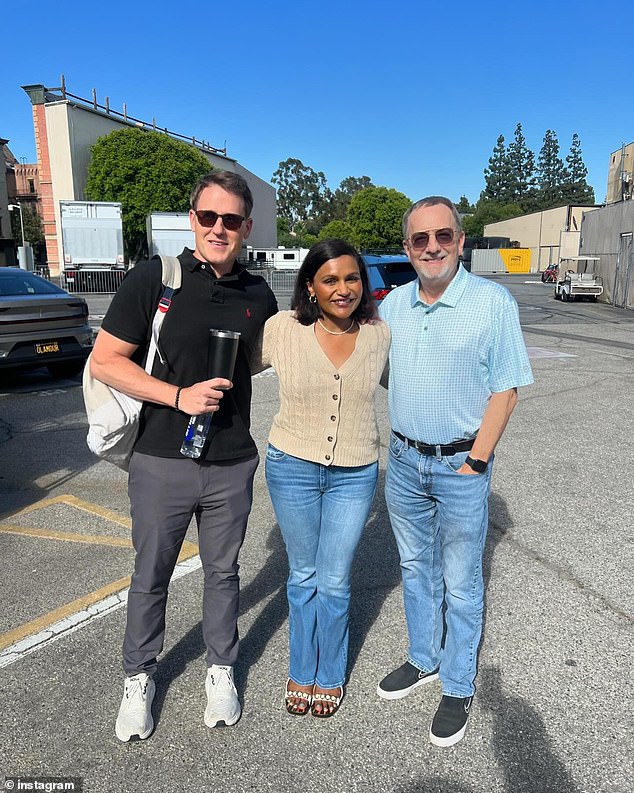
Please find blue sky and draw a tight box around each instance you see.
[2,0,633,205]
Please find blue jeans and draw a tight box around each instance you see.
[265,444,378,689]
[385,432,492,698]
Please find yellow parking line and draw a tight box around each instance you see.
[3,494,131,528]
[0,525,132,547]
[0,540,199,652]
[0,575,132,651]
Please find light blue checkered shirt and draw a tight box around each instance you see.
[379,265,534,444]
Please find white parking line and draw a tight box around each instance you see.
[0,555,202,668]
[526,347,576,359]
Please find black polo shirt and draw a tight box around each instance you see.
[101,248,278,462]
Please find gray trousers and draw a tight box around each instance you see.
[122,451,259,676]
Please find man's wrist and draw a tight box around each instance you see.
[465,455,488,473]
[174,386,183,411]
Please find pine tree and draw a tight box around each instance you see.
[482,135,512,203]
[561,133,595,205]
[507,123,537,211]
[455,195,476,215]
[536,130,566,209]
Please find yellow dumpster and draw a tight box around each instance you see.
[499,248,531,273]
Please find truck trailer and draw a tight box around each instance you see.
[241,247,309,270]
[60,201,125,292]
[146,212,195,257]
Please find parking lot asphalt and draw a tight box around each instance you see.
[0,278,632,793]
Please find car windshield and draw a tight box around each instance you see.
[381,261,415,286]
[0,272,65,297]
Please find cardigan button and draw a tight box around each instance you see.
[334,374,340,380]
[327,436,333,442]
[325,455,331,461]
[330,415,336,421]
[332,394,338,400]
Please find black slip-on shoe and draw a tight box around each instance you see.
[429,695,472,747]
[377,661,440,700]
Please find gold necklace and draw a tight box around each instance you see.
[316,318,356,336]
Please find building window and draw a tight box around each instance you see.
[28,179,35,193]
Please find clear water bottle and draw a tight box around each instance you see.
[180,329,240,459]
[180,413,214,457]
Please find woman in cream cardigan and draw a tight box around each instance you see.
[260,239,390,718]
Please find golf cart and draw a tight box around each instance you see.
[554,257,603,302]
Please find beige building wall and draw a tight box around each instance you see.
[606,142,634,204]
[24,86,277,274]
[45,103,75,270]
[44,101,278,263]
[485,205,600,271]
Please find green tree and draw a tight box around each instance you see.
[331,175,374,219]
[10,204,44,245]
[507,123,537,210]
[347,187,411,250]
[536,129,566,209]
[317,219,355,244]
[276,216,295,248]
[455,195,476,215]
[85,128,211,259]
[482,135,512,203]
[339,175,374,196]
[462,200,524,237]
[561,133,595,205]
[277,217,319,248]
[271,158,332,231]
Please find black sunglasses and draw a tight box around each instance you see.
[194,210,246,231]
[408,228,457,251]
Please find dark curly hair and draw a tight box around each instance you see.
[291,239,377,326]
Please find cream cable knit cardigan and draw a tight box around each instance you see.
[258,311,390,467]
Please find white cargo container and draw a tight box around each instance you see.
[146,212,195,257]
[60,201,125,291]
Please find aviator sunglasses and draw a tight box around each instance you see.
[194,210,246,231]
[407,228,457,251]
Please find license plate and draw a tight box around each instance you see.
[35,341,60,355]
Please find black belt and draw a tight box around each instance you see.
[393,430,475,456]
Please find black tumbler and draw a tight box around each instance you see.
[180,329,241,458]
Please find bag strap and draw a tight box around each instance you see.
[147,254,182,370]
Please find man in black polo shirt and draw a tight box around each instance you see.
[90,170,277,741]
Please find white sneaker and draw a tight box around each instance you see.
[204,665,241,727]
[115,673,156,742]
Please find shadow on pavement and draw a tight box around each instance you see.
[349,469,401,667]
[393,667,578,793]
[150,482,538,743]
[480,665,578,793]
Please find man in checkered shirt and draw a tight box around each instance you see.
[377,196,533,747]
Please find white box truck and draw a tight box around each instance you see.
[60,201,125,292]
[146,212,195,257]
